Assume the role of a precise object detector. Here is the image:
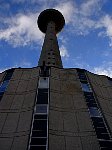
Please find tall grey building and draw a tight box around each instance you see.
[0,9,112,150]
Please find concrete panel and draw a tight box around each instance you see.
[26,78,38,92]
[107,87,112,99]
[77,111,94,132]
[73,95,87,110]
[50,92,74,109]
[60,80,81,94]
[49,110,63,131]
[11,69,23,80]
[22,92,36,109]
[51,67,60,79]
[6,80,19,93]
[91,83,102,97]
[87,71,110,87]
[11,94,24,110]
[59,69,69,80]
[81,136,100,150]
[30,67,39,78]
[2,113,19,133]
[17,110,32,132]
[21,69,32,80]
[0,138,13,150]
[59,69,78,81]
[16,80,29,93]
[63,112,78,132]
[104,114,112,131]
[49,134,65,150]
[65,136,82,150]
[0,94,14,110]
[11,135,29,150]
[50,78,60,91]
[0,113,7,133]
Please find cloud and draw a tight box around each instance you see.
[80,0,102,17]
[0,13,44,47]
[0,0,111,48]
[60,45,69,57]
[54,1,75,24]
[0,68,9,73]
[14,59,32,68]
[96,15,112,47]
[91,61,112,77]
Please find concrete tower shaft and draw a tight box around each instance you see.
[37,9,65,68]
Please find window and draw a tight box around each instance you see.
[107,77,112,86]
[33,120,47,130]
[32,130,47,137]
[4,69,14,81]
[34,114,47,120]
[30,138,47,145]
[0,80,9,92]
[99,140,112,149]
[84,92,95,101]
[35,105,48,114]
[30,146,46,150]
[78,72,87,81]
[81,82,92,92]
[87,101,97,107]
[89,107,101,117]
[0,93,3,100]
[37,89,48,104]
[38,77,49,89]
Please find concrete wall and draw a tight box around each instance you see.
[49,67,100,150]
[0,67,39,150]
[1,67,111,150]
[87,71,112,134]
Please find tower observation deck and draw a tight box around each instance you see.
[37,9,65,68]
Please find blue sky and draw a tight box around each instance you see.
[0,0,112,77]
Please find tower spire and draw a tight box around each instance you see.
[37,9,65,68]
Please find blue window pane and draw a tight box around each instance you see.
[0,80,9,92]
[89,107,101,117]
[81,83,91,92]
[35,105,48,114]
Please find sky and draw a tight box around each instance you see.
[0,0,112,77]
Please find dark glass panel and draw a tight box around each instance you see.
[30,138,47,145]
[34,114,47,120]
[37,89,48,104]
[33,120,47,130]
[97,133,110,140]
[95,127,108,133]
[87,102,97,107]
[99,140,112,148]
[30,146,46,150]
[4,69,14,80]
[32,130,47,137]
[84,92,95,101]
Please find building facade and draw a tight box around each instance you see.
[0,9,112,150]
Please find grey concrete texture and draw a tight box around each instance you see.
[49,68,100,150]
[0,68,39,150]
